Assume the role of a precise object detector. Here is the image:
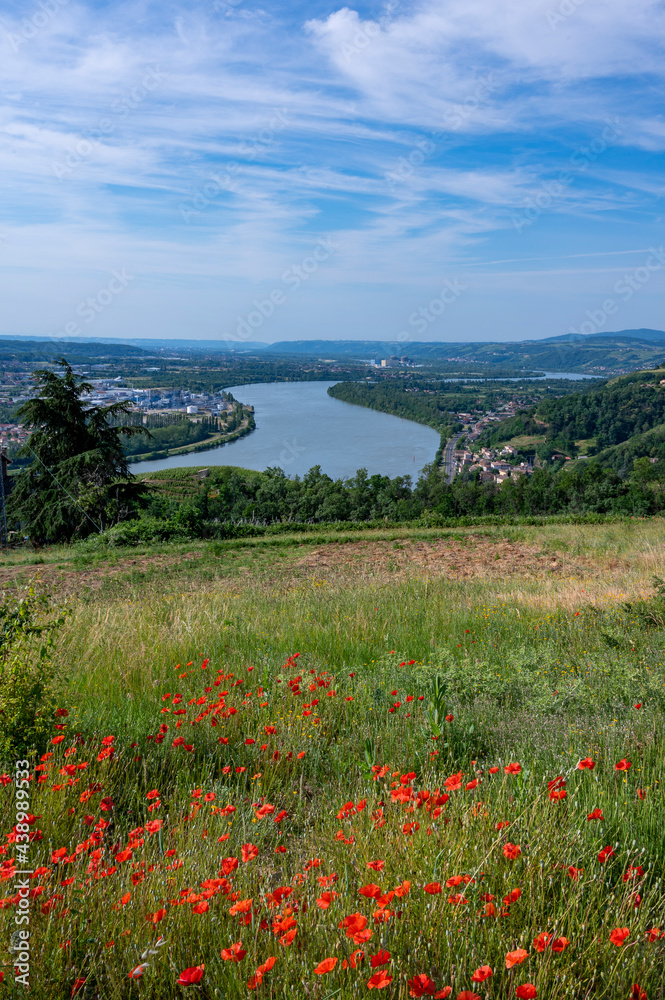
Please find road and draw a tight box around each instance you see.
[442,432,464,483]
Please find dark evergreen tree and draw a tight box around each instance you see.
[8,359,147,543]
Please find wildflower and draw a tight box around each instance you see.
[515,986,537,999]
[408,974,437,997]
[241,843,259,863]
[147,909,166,924]
[532,932,552,952]
[367,860,385,872]
[503,843,521,860]
[505,762,522,775]
[370,949,391,968]
[587,808,603,820]
[610,927,630,947]
[192,901,209,914]
[448,894,468,905]
[551,937,569,952]
[176,966,204,985]
[316,891,338,909]
[615,759,632,771]
[145,820,162,835]
[221,943,247,962]
[578,758,595,770]
[423,882,442,894]
[629,987,646,1000]
[360,884,383,899]
[314,957,338,974]
[645,928,661,941]
[71,978,86,995]
[598,846,615,864]
[471,966,493,982]
[367,970,393,989]
[456,993,481,1000]
[505,949,528,968]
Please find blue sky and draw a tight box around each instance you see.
[1,0,664,343]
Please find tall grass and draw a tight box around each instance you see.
[1,524,664,998]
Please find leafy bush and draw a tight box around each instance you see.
[0,588,67,759]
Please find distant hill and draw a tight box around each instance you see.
[0,336,268,354]
[0,338,150,361]
[536,329,665,344]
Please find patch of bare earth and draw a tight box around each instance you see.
[294,536,593,580]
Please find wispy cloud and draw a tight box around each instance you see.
[0,0,663,340]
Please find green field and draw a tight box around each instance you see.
[1,519,664,998]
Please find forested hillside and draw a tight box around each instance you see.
[477,369,665,471]
[538,369,665,452]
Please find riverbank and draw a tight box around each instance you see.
[127,411,255,463]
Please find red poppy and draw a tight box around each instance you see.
[504,888,521,904]
[147,909,166,924]
[367,970,393,989]
[471,966,493,982]
[598,845,615,864]
[314,957,337,975]
[145,820,162,835]
[578,757,595,770]
[241,843,259,863]
[448,893,468,905]
[489,767,500,774]
[645,928,661,942]
[360,884,383,899]
[436,992,452,999]
[342,949,365,969]
[71,978,86,996]
[505,949,528,968]
[424,882,442,895]
[587,808,603,821]
[505,762,522,775]
[408,974,437,997]
[370,949,391,968]
[221,942,247,963]
[177,965,204,985]
[610,927,630,947]
[615,759,632,771]
[532,932,551,952]
[367,860,385,872]
[515,986,537,999]
[629,987,646,1000]
[503,843,521,860]
[192,901,209,914]
[456,993,481,1000]
[551,937,569,953]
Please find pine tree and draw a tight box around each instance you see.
[8,359,147,543]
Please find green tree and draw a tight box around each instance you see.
[8,359,147,543]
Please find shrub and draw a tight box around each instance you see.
[0,588,67,760]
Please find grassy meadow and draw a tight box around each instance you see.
[1,518,664,999]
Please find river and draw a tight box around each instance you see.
[130,381,442,480]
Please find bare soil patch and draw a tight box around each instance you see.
[294,535,592,580]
